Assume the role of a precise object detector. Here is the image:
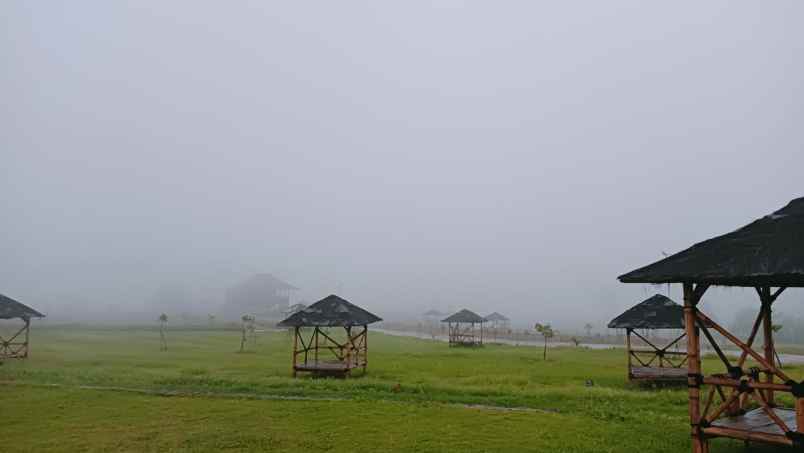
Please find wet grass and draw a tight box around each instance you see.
[0,327,800,452]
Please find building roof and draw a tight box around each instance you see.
[277,295,382,327]
[442,309,485,324]
[0,293,45,320]
[484,312,509,322]
[608,294,684,330]
[619,197,804,287]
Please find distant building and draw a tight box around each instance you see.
[223,273,298,319]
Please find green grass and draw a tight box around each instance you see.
[0,327,800,452]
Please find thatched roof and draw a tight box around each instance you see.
[442,309,485,324]
[0,293,45,320]
[277,295,382,327]
[484,312,509,322]
[619,197,804,287]
[608,294,684,330]
[286,303,307,312]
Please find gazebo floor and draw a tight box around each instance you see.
[294,361,364,376]
[706,407,797,446]
[629,366,687,380]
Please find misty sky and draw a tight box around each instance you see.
[3,2,802,327]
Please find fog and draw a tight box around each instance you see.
[3,2,802,329]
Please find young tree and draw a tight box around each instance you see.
[584,323,593,338]
[240,315,255,352]
[208,314,216,328]
[534,323,554,360]
[772,324,783,368]
[158,313,168,351]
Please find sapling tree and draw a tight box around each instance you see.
[240,315,255,352]
[772,324,783,368]
[159,313,168,351]
[584,323,593,338]
[535,323,554,360]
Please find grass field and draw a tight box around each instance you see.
[1,326,801,452]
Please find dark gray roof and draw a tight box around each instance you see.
[0,293,45,320]
[484,312,509,322]
[608,294,684,330]
[277,295,382,327]
[619,197,804,287]
[442,309,485,323]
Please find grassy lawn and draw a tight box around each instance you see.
[0,327,800,452]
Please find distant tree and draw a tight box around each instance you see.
[158,313,168,351]
[534,323,554,360]
[772,324,783,368]
[570,337,580,347]
[208,314,216,328]
[584,323,593,337]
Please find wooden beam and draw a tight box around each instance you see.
[751,387,791,433]
[702,426,791,446]
[695,310,791,383]
[631,329,660,352]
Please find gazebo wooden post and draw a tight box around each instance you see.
[363,325,368,372]
[684,282,709,453]
[23,317,30,358]
[292,326,299,377]
[345,326,352,368]
[759,287,776,405]
[314,326,319,365]
[625,328,633,381]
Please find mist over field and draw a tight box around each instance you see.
[3,2,803,330]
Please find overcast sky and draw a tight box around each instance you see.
[3,1,802,327]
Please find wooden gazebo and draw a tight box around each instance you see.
[608,294,688,382]
[484,312,510,342]
[277,295,382,377]
[620,197,804,451]
[0,293,45,359]
[442,309,485,347]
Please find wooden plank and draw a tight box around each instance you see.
[630,366,687,380]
